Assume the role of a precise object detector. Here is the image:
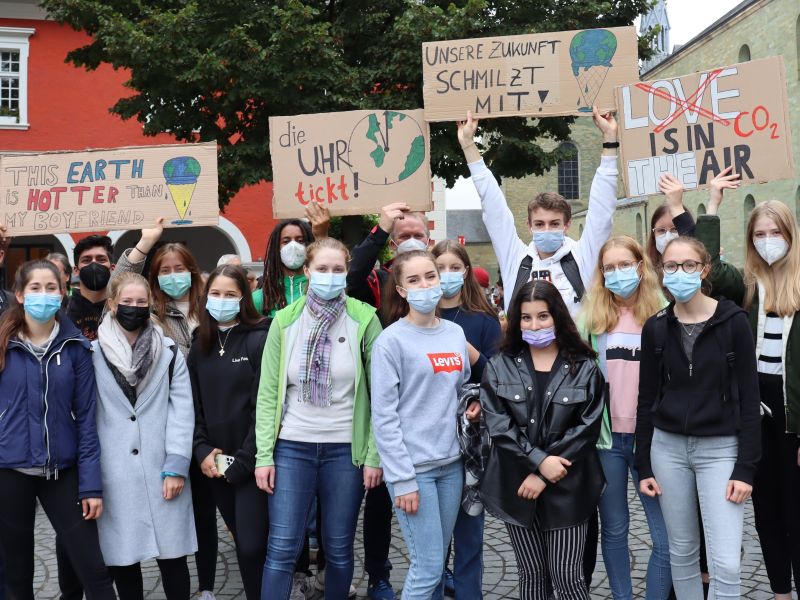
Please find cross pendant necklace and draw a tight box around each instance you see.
[217,325,236,357]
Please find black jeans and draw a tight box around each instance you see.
[190,460,219,592]
[0,549,5,600]
[56,534,83,600]
[207,476,269,600]
[109,557,189,600]
[363,482,393,582]
[0,468,116,600]
[583,508,598,588]
[753,373,800,594]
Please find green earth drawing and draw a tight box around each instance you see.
[348,111,426,185]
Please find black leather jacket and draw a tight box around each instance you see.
[479,350,606,530]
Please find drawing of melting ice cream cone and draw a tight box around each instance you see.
[163,156,201,223]
[569,29,618,113]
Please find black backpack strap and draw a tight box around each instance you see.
[511,255,533,305]
[560,251,586,304]
[716,319,738,405]
[167,344,178,384]
[652,309,669,407]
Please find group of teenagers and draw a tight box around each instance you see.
[0,106,798,600]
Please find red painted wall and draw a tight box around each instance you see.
[0,18,277,259]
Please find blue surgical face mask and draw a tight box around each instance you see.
[206,296,241,323]
[24,293,62,323]
[521,327,556,348]
[158,271,192,299]
[663,271,702,303]
[532,230,565,255]
[439,272,465,299]
[403,285,443,314]
[603,268,641,299]
[309,272,347,301]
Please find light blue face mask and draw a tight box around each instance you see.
[663,271,702,303]
[24,293,62,323]
[439,272,465,299]
[532,230,565,254]
[158,271,192,299]
[206,296,241,323]
[404,285,443,314]
[309,272,347,301]
[603,268,641,299]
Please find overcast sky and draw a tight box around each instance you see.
[446,0,746,211]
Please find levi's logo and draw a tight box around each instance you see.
[428,352,463,374]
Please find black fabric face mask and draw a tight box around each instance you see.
[79,262,111,291]
[115,305,151,332]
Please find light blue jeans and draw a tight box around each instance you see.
[599,433,671,600]
[387,460,463,600]
[651,429,744,600]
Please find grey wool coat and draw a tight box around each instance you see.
[92,337,198,566]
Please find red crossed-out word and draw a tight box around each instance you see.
[635,69,729,134]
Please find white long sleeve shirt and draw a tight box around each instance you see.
[468,155,619,316]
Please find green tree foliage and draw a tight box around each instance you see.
[43,0,655,208]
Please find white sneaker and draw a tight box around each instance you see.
[197,592,217,600]
[312,570,357,598]
[290,573,309,600]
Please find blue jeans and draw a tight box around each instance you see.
[387,460,463,600]
[432,507,485,600]
[651,429,744,600]
[598,433,671,600]
[262,440,364,600]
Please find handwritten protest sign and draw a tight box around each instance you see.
[616,56,794,197]
[269,109,431,218]
[0,142,219,235]
[422,26,638,122]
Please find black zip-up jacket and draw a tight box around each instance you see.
[479,350,606,530]
[634,298,761,484]
[346,226,391,310]
[187,319,269,485]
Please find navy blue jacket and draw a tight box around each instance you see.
[0,316,102,498]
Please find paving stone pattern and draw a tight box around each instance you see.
[32,483,772,599]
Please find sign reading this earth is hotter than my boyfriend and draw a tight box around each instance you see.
[421,26,638,121]
[269,109,432,218]
[616,55,795,197]
[0,142,219,235]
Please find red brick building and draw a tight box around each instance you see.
[0,1,278,280]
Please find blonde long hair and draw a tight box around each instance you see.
[581,236,664,335]
[743,201,800,316]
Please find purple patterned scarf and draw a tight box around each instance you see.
[299,289,346,407]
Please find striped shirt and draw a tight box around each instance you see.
[758,312,784,375]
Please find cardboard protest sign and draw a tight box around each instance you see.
[617,56,794,197]
[422,26,638,121]
[0,142,219,235]
[269,109,431,218]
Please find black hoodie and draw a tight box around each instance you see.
[188,319,270,485]
[635,297,761,484]
[66,290,106,341]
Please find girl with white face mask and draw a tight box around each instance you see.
[371,250,471,600]
[254,219,315,318]
[696,168,800,600]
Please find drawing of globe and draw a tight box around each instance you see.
[347,111,426,186]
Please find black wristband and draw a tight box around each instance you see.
[602,141,620,149]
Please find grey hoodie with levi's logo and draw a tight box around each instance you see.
[370,317,470,496]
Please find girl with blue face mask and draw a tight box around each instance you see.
[370,250,471,600]
[636,237,761,600]
[255,238,383,600]
[0,260,117,600]
[578,236,671,600]
[188,265,270,600]
[431,240,502,600]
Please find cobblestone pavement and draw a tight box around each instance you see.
[31,484,773,599]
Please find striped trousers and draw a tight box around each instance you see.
[506,520,590,600]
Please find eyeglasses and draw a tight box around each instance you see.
[601,260,640,275]
[662,260,704,274]
[652,227,678,236]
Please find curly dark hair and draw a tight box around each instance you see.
[260,219,314,315]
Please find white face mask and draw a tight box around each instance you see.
[753,237,789,266]
[655,230,679,255]
[280,241,307,270]
[394,238,428,255]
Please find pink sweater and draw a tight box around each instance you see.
[605,308,643,434]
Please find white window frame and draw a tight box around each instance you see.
[0,27,35,130]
